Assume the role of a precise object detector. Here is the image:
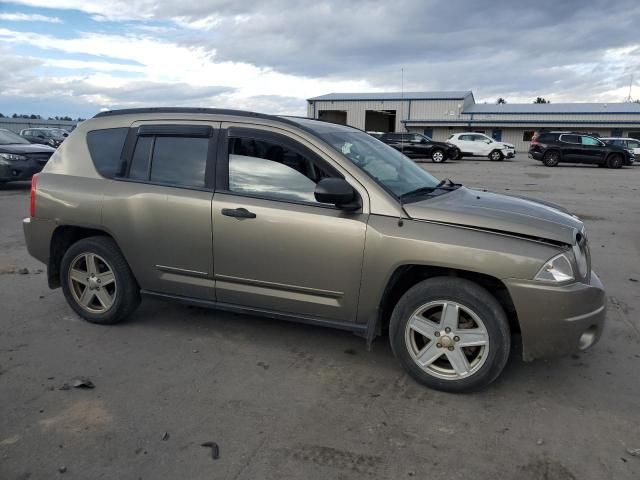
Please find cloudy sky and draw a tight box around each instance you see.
[0,0,639,118]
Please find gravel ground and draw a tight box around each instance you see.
[1,154,639,479]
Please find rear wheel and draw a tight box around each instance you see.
[489,150,504,161]
[542,151,560,167]
[606,154,623,169]
[389,277,510,393]
[61,236,140,325]
[431,149,446,163]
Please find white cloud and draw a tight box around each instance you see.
[0,12,62,23]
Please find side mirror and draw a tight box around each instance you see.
[314,178,360,210]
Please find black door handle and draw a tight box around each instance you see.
[221,207,256,219]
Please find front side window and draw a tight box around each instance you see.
[410,134,424,143]
[227,136,332,204]
[581,136,601,146]
[627,140,640,149]
[319,130,439,198]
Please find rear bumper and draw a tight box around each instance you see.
[0,160,46,182]
[528,150,544,160]
[23,217,56,265]
[505,271,606,361]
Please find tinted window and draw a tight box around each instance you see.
[129,136,153,180]
[581,136,601,146]
[627,140,640,148]
[228,136,330,204]
[560,134,580,144]
[149,136,208,188]
[459,135,472,141]
[86,128,128,178]
[409,134,424,143]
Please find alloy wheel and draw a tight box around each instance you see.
[404,300,489,380]
[432,150,445,163]
[68,253,117,313]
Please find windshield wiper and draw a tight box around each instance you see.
[399,178,461,202]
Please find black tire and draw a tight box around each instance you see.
[60,236,140,325]
[431,149,446,163]
[606,154,623,169]
[542,151,560,167]
[389,277,510,393]
[489,150,504,161]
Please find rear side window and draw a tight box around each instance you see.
[149,137,208,188]
[560,134,580,144]
[86,128,129,178]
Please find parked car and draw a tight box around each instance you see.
[23,108,606,392]
[378,132,459,163]
[447,132,516,161]
[599,137,640,158]
[366,131,384,139]
[529,131,634,168]
[20,127,69,148]
[0,128,55,185]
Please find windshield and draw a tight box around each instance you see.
[0,129,30,145]
[319,130,440,197]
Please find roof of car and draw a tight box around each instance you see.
[93,108,363,136]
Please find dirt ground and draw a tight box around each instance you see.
[1,154,639,479]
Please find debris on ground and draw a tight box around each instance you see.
[627,448,640,457]
[629,278,638,283]
[536,439,544,446]
[58,466,67,473]
[201,441,220,460]
[161,432,170,441]
[17,268,29,275]
[344,348,357,355]
[257,361,269,370]
[60,377,95,390]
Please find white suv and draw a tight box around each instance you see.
[600,137,640,157]
[447,132,515,161]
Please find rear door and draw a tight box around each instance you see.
[211,123,369,322]
[102,122,218,300]
[559,134,581,162]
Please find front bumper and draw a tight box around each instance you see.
[503,149,515,159]
[505,271,606,361]
[0,159,46,182]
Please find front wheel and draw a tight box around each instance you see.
[389,277,510,393]
[606,154,623,169]
[60,236,140,325]
[489,150,504,161]
[431,149,446,163]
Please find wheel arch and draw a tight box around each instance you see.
[375,264,520,341]
[48,225,125,288]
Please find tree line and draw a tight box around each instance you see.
[0,113,86,121]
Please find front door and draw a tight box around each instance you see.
[102,122,218,299]
[579,135,606,164]
[212,124,368,322]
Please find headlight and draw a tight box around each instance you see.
[535,252,574,283]
[0,153,27,161]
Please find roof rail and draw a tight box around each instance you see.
[93,107,285,120]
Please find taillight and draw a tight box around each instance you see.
[30,174,38,217]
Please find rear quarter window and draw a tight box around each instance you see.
[86,127,129,178]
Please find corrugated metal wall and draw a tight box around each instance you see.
[0,118,78,134]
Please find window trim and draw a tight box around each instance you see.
[115,124,217,191]
[216,126,357,210]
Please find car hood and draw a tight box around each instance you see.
[498,142,515,149]
[0,143,56,154]
[403,186,583,245]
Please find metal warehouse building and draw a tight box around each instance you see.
[307,91,640,151]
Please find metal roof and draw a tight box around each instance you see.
[308,91,473,102]
[464,102,640,115]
